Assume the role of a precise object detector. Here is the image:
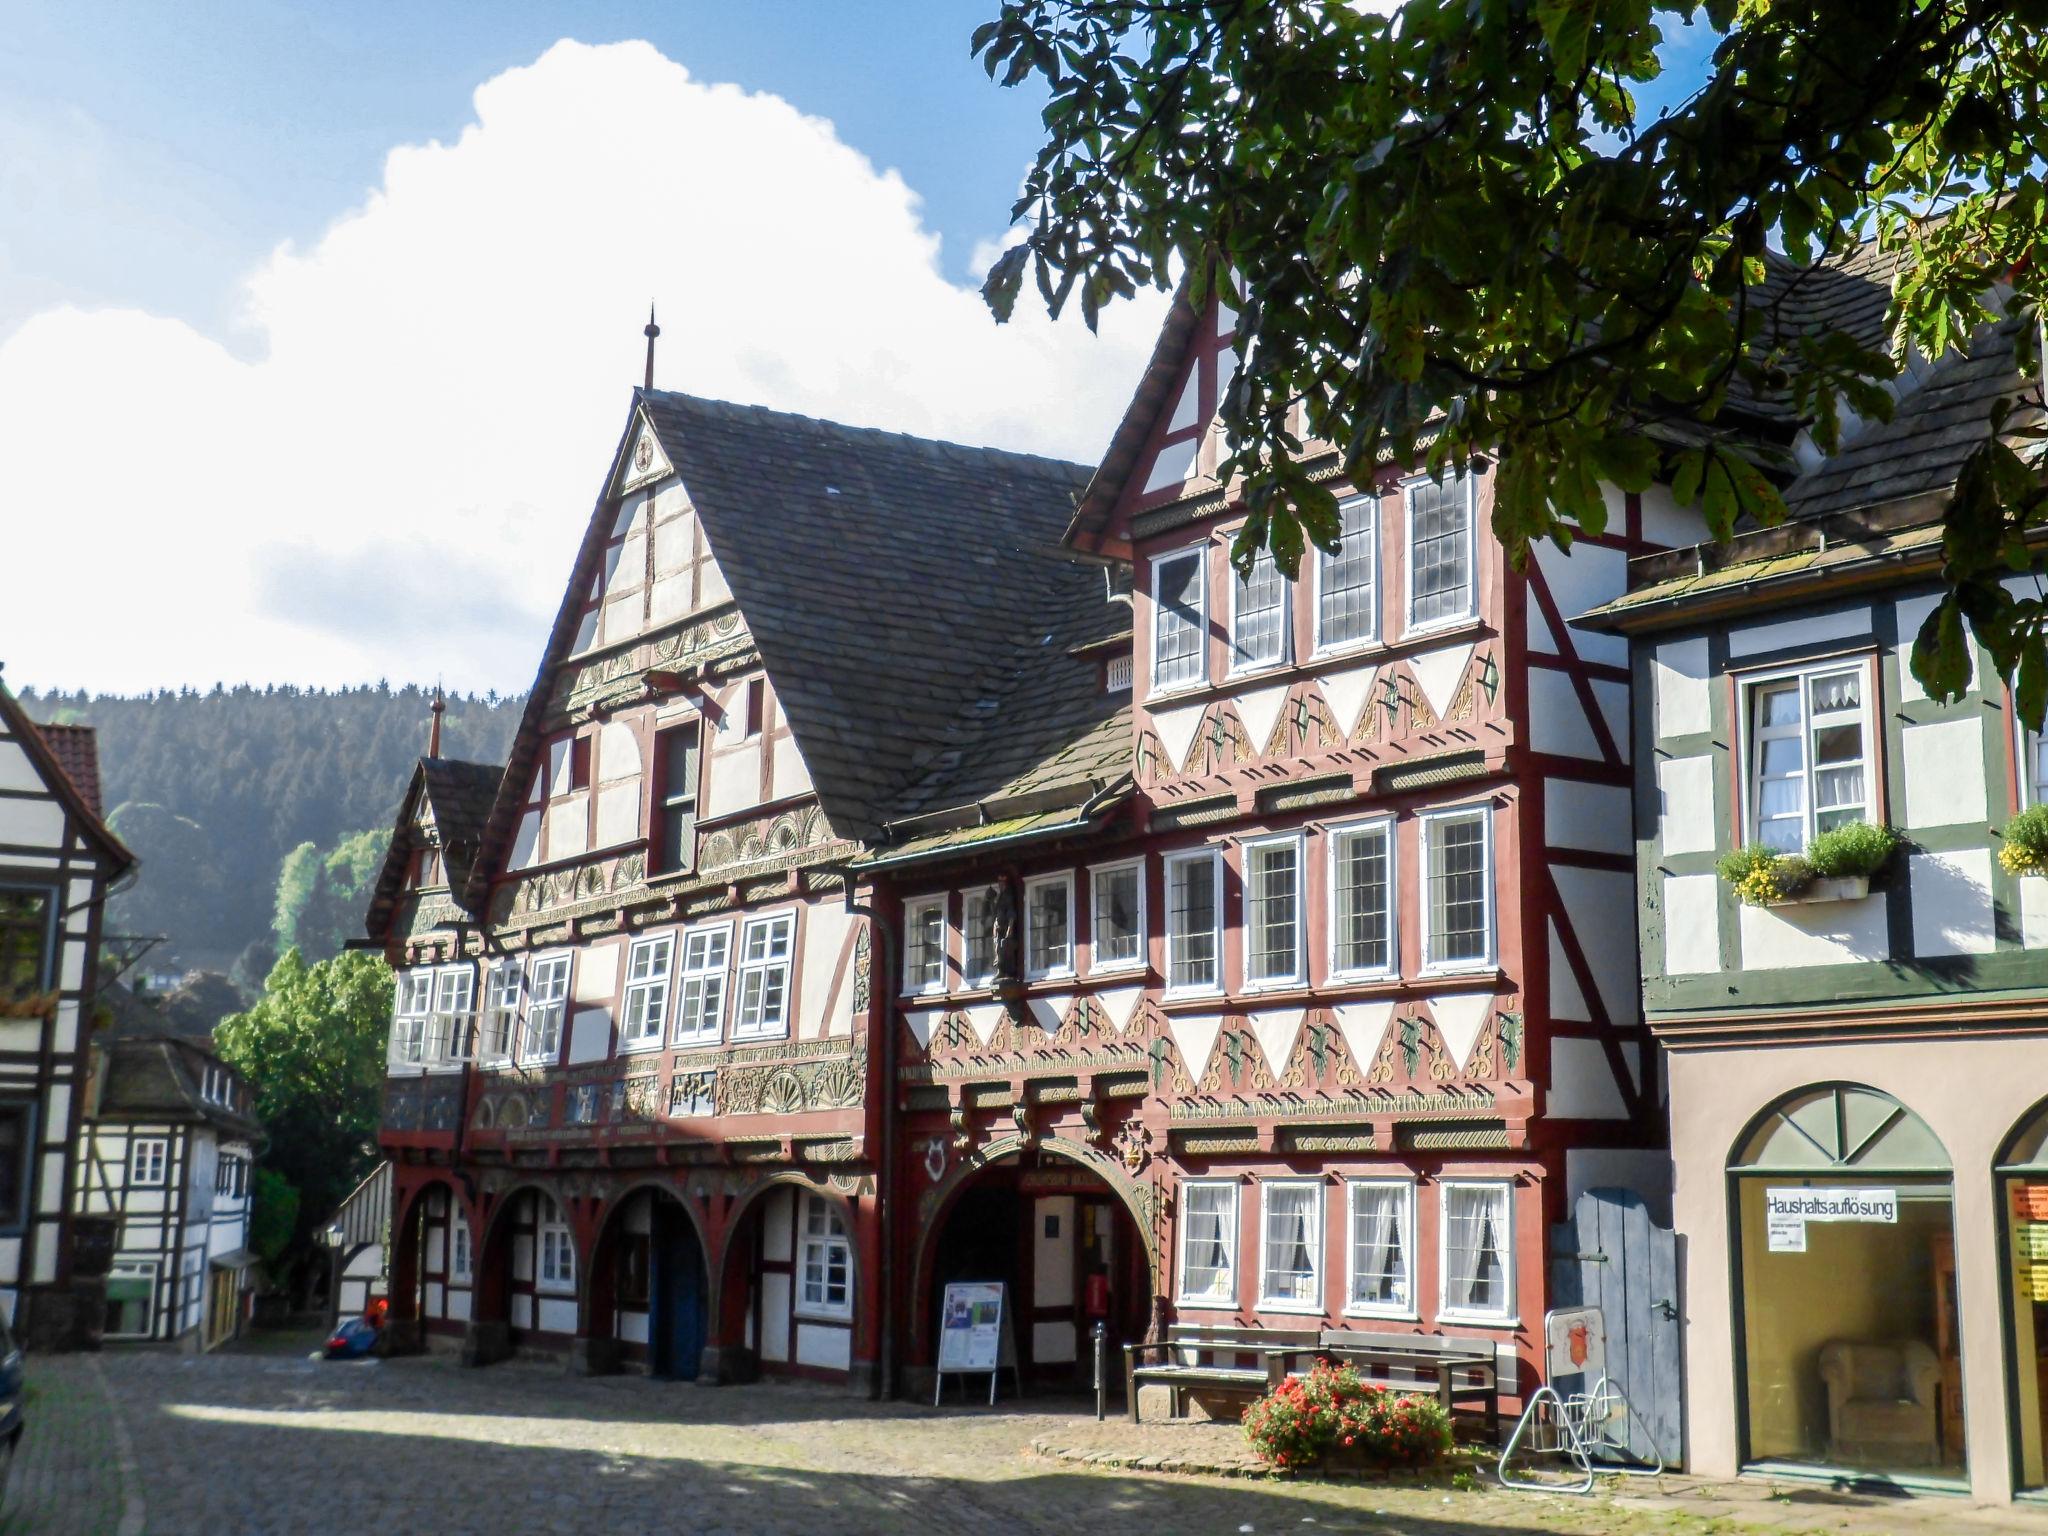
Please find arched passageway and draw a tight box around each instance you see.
[590,1186,708,1380]
[716,1180,861,1381]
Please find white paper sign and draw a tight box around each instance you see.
[1764,1186,1895,1252]
[937,1281,1006,1373]
[1766,1209,1808,1252]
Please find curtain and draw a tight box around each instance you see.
[1354,1185,1403,1304]
[1444,1185,1494,1309]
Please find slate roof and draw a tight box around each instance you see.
[633,393,1105,843]
[32,724,103,817]
[365,756,502,944]
[94,1034,264,1142]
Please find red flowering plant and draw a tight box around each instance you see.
[1240,1360,1455,1472]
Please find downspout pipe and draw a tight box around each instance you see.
[836,870,897,1399]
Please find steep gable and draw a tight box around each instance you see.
[0,682,133,872]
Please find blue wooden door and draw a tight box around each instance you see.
[1548,1187,1683,1466]
[651,1203,705,1381]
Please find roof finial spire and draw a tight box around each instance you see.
[428,684,445,758]
[643,302,660,392]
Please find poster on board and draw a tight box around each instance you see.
[935,1280,1018,1405]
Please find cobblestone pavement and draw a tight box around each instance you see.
[14,1337,2048,1535]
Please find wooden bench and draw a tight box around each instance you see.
[1123,1324,1322,1423]
[1270,1329,1502,1441]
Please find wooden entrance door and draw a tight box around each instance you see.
[650,1202,705,1381]
[205,1268,238,1349]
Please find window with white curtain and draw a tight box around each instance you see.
[672,923,731,1045]
[536,1195,576,1293]
[1152,548,1208,691]
[1259,1180,1322,1310]
[1406,472,1475,629]
[1347,1180,1414,1315]
[1164,849,1221,994]
[1230,547,1290,672]
[618,934,674,1049]
[1243,835,1302,987]
[1179,1180,1239,1305]
[1439,1180,1514,1321]
[903,896,947,995]
[1317,495,1379,651]
[1025,873,1074,980]
[1746,663,1874,850]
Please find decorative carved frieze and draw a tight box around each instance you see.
[718,1052,863,1117]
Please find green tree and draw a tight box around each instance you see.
[978,0,2048,716]
[215,948,391,1271]
[248,1168,301,1272]
[273,828,386,963]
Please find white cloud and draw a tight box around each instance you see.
[0,39,1165,695]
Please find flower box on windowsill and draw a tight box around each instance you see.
[1763,875,1870,907]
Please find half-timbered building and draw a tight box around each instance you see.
[75,1019,262,1349]
[0,681,134,1346]
[370,394,1094,1388]
[1584,298,2048,1501]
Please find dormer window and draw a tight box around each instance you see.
[1151,548,1207,692]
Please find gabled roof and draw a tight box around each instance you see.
[365,756,502,944]
[32,723,104,817]
[465,392,1100,904]
[0,680,133,872]
[94,1033,264,1141]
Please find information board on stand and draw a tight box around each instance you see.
[935,1280,1020,1405]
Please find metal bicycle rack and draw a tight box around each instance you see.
[1498,1306,1667,1494]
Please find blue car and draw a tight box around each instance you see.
[0,1312,23,1498]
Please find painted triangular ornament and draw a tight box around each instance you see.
[1425,992,1493,1069]
[1168,1014,1224,1084]
[1094,985,1145,1035]
[1233,686,1290,757]
[964,1003,1006,1048]
[1409,644,1475,718]
[1331,1001,1396,1074]
[1318,666,1378,737]
[903,1009,942,1050]
[1026,995,1070,1034]
[1248,1009,1305,1077]
[1150,702,1207,774]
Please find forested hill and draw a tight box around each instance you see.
[18,684,524,983]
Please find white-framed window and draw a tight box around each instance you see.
[2022,725,2048,809]
[1088,860,1145,974]
[903,895,948,996]
[1258,1179,1323,1311]
[1024,872,1074,980]
[537,1195,576,1294]
[1229,546,1290,673]
[450,1219,473,1283]
[1164,848,1222,994]
[1346,1179,1415,1317]
[1329,818,1395,977]
[129,1137,167,1187]
[1405,472,1476,630]
[733,912,795,1039]
[1744,661,1875,851]
[1316,494,1379,652]
[481,964,521,1062]
[673,923,732,1046]
[1178,1179,1239,1306]
[1439,1179,1515,1323]
[431,966,476,1063]
[1419,806,1493,971]
[1151,546,1208,693]
[1242,834,1303,988]
[960,886,997,986]
[521,954,572,1065]
[393,971,432,1066]
[797,1192,853,1319]
[105,1259,156,1340]
[619,934,675,1050]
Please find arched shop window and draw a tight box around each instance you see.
[1728,1084,1963,1489]
[1996,1102,2048,1493]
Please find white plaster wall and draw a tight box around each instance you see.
[0,799,64,848]
[1661,875,1722,975]
[1551,866,1640,1023]
[1909,848,1996,956]
[446,1288,472,1324]
[1549,921,1592,1020]
[798,905,851,1041]
[1633,483,1710,549]
[537,1297,577,1334]
[1896,593,1975,703]
[1668,1035,2048,1500]
[546,796,589,861]
[1529,670,1601,758]
[1564,1147,1672,1226]
[773,733,814,798]
[1653,638,1712,739]
[1034,1320,1077,1366]
[795,1321,852,1371]
[1737,895,1889,968]
[1034,1196,1076,1308]
[512,1294,534,1331]
[0,741,39,793]
[1547,1037,1631,1119]
[760,1272,792,1362]
[1533,542,1629,666]
[2022,876,2048,948]
[707,737,762,818]
[763,1187,795,1264]
[1656,756,1717,855]
[1545,779,1634,855]
[1724,606,1871,658]
[567,1008,613,1065]
[574,945,620,1003]
[618,1309,649,1345]
[1902,718,1987,829]
[594,785,640,849]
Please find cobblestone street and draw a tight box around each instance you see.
[11,1337,2048,1536]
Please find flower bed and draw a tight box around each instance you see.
[1239,1360,1454,1473]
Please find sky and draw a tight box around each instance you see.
[0,3,1169,696]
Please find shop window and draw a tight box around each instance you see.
[1998,1100,2048,1491]
[1730,1084,1960,1483]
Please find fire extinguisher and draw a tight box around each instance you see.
[1084,1268,1110,1319]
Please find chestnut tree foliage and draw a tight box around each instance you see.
[976,0,2048,717]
